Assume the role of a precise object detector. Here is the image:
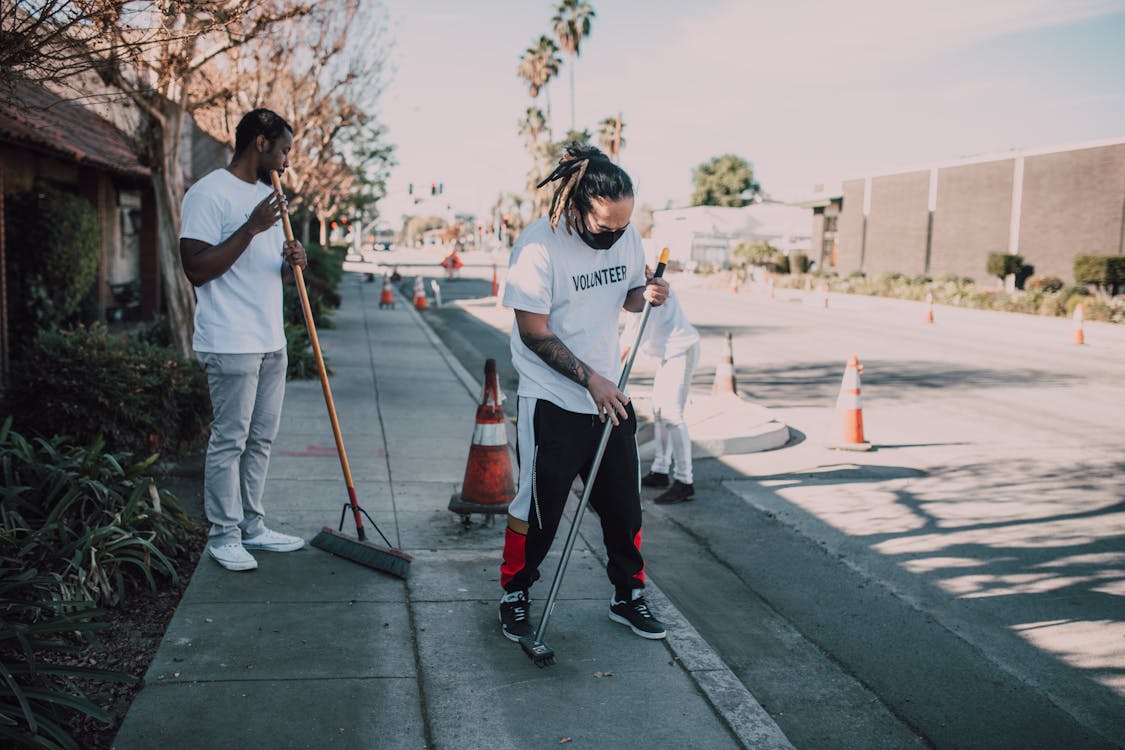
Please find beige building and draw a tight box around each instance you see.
[807,137,1125,283]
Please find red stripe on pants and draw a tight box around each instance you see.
[634,529,645,584]
[500,527,526,591]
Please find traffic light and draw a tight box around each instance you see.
[438,183,444,195]
[408,183,413,195]
[431,183,437,196]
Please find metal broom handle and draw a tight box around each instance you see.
[533,247,671,641]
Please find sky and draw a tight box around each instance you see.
[371,0,1125,226]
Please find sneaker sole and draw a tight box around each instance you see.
[608,611,667,640]
[243,540,305,552]
[498,611,531,643]
[208,548,258,571]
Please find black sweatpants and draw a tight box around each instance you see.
[503,398,645,595]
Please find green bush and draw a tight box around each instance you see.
[0,418,193,748]
[790,252,809,274]
[1073,254,1125,295]
[6,325,210,458]
[0,419,193,606]
[731,241,777,267]
[284,321,323,379]
[5,185,100,346]
[986,252,1024,282]
[0,582,131,750]
[281,243,344,380]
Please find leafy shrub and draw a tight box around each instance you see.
[731,241,778,267]
[306,241,346,292]
[1025,275,1065,293]
[6,326,210,458]
[771,253,789,275]
[0,581,132,750]
[4,185,100,347]
[0,419,193,748]
[1073,254,1125,296]
[986,252,1024,282]
[284,321,323,379]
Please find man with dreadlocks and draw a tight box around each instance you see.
[499,144,670,643]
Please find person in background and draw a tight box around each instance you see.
[620,259,701,504]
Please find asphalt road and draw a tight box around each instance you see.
[364,249,1125,749]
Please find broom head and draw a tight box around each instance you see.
[311,526,412,579]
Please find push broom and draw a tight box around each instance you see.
[521,247,670,667]
[270,171,412,578]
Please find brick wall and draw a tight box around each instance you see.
[863,170,930,276]
[836,179,866,275]
[1018,143,1125,281]
[930,159,1014,282]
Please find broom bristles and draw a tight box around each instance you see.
[311,527,412,579]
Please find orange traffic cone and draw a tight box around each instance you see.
[1073,303,1084,345]
[731,275,741,294]
[712,331,738,396]
[413,276,428,310]
[924,292,934,324]
[491,264,499,297]
[379,275,395,309]
[768,278,775,301]
[829,355,872,451]
[820,282,830,310]
[449,359,515,521]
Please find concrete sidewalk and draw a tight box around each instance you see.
[113,273,793,750]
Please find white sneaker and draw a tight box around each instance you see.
[242,528,305,552]
[208,542,258,571]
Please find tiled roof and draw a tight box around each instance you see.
[0,78,150,178]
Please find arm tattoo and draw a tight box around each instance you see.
[521,331,591,387]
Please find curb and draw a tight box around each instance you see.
[392,272,795,750]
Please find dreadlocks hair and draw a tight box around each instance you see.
[537,143,633,232]
[233,108,293,156]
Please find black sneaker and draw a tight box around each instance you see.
[499,590,532,642]
[609,593,667,640]
[654,480,694,505]
[641,471,670,488]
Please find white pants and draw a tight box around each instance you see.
[649,342,699,484]
[196,348,287,546]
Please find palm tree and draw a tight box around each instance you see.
[551,0,595,131]
[517,36,561,140]
[519,107,548,149]
[596,114,625,161]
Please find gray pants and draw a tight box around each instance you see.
[196,348,287,546]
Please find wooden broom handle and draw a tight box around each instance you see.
[270,171,356,490]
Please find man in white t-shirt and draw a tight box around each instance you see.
[179,108,307,572]
[621,260,701,504]
[498,144,671,643]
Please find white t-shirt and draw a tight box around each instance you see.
[504,217,645,414]
[620,287,700,361]
[180,169,286,353]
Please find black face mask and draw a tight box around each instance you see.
[577,213,626,250]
